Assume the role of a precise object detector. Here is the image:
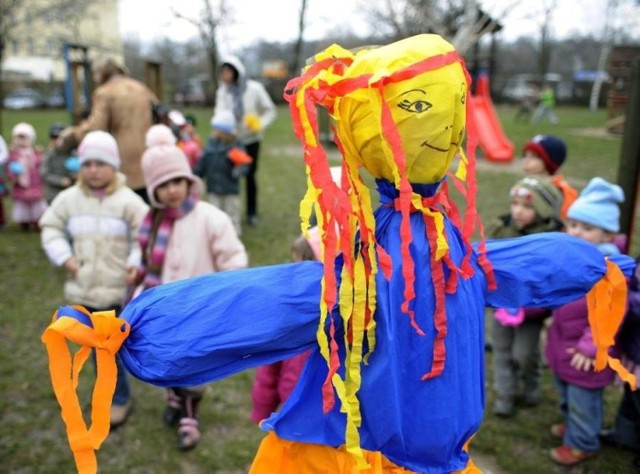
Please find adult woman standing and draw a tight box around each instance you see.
[213,56,276,226]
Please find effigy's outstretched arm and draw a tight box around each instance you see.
[475,232,636,309]
[475,231,637,390]
[120,260,325,386]
[41,261,324,473]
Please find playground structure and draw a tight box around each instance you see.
[470,73,515,163]
[63,43,92,125]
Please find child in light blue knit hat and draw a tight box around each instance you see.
[546,177,626,466]
[566,177,625,256]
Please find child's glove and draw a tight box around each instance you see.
[244,114,261,133]
[228,147,253,166]
[8,161,24,174]
[494,307,525,327]
[65,156,80,173]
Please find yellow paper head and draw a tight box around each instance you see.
[333,34,467,184]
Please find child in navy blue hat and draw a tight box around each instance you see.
[546,177,626,466]
[522,134,578,220]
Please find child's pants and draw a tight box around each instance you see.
[491,317,544,401]
[614,382,640,451]
[207,193,241,236]
[554,377,604,452]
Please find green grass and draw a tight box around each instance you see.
[0,104,638,473]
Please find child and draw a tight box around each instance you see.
[193,110,252,236]
[522,134,578,219]
[179,114,203,169]
[7,122,48,231]
[41,122,78,204]
[488,176,564,417]
[137,144,248,450]
[39,130,148,427]
[601,256,640,471]
[532,83,558,124]
[546,177,625,465]
[250,227,320,424]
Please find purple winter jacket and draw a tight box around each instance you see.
[546,297,616,389]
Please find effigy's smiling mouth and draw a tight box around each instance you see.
[420,140,458,152]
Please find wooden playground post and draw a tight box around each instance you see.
[616,58,640,252]
[145,61,163,102]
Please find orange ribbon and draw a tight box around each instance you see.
[41,305,130,473]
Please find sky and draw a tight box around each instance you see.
[118,0,638,55]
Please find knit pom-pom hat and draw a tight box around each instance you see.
[78,131,121,169]
[510,176,562,219]
[12,122,37,145]
[523,135,567,175]
[567,177,624,233]
[145,124,177,147]
[141,145,199,208]
[210,110,237,134]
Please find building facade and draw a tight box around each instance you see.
[2,0,123,84]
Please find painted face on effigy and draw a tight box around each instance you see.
[330,34,468,185]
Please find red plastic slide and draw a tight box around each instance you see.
[470,74,515,162]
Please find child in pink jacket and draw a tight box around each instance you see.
[136,144,248,450]
[7,123,47,230]
[250,227,320,424]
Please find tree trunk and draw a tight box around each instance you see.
[291,0,308,76]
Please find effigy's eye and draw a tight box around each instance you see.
[398,99,432,114]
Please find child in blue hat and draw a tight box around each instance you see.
[546,177,626,466]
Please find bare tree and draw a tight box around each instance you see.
[172,0,233,106]
[361,0,519,56]
[291,0,309,75]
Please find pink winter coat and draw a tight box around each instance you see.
[160,200,247,283]
[7,147,44,202]
[545,297,616,389]
[250,350,312,424]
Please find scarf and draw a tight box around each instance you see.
[229,79,247,125]
[15,147,35,188]
[138,196,197,290]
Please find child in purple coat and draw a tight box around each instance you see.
[546,177,626,466]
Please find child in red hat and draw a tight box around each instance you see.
[522,134,578,220]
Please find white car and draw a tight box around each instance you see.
[3,88,45,109]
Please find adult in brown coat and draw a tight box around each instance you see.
[63,58,158,202]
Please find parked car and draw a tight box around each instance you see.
[46,89,66,108]
[3,88,45,109]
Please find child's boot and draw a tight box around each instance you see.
[177,390,202,451]
[163,388,182,426]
